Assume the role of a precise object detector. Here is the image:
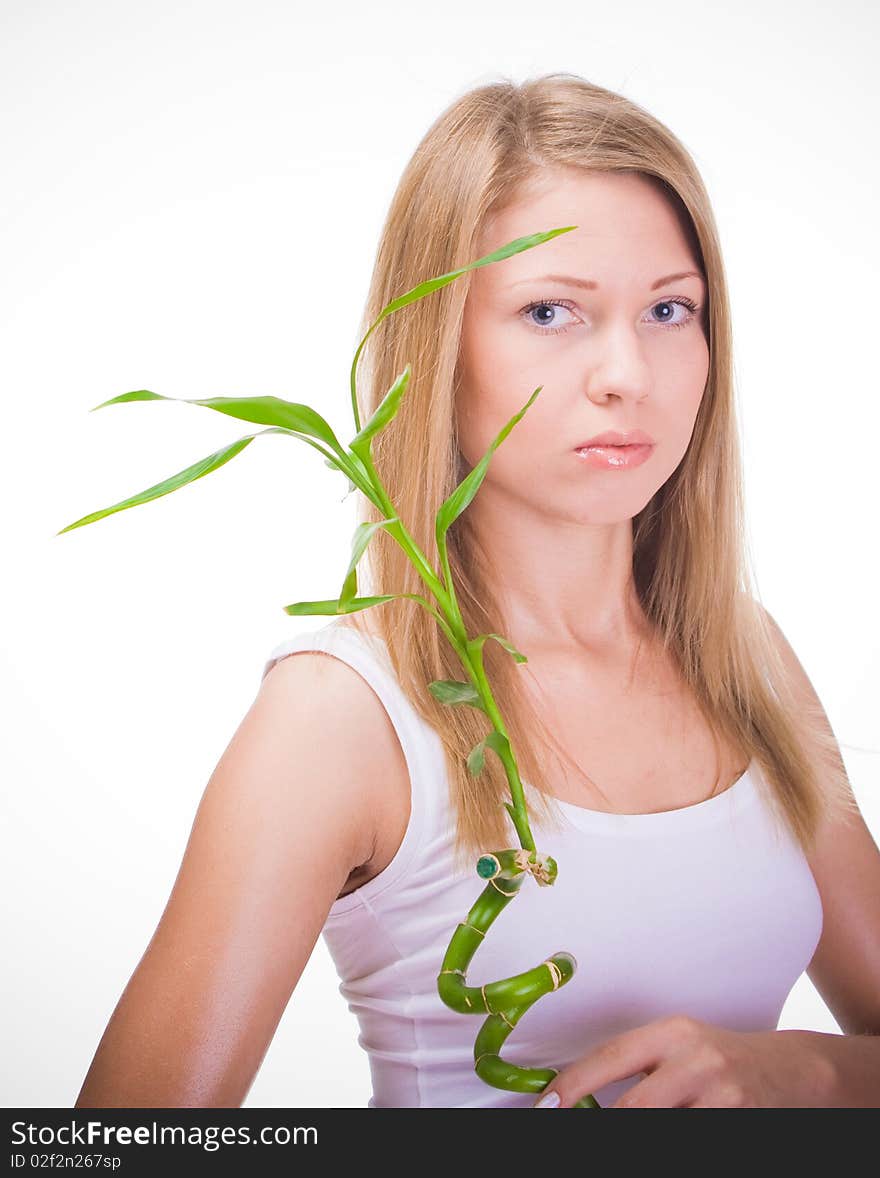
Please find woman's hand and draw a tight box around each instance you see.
[534,1015,838,1108]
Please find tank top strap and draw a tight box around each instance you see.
[259,619,446,912]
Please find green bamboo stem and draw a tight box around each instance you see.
[351,447,600,1108]
[437,851,600,1108]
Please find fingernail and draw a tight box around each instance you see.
[533,1089,561,1108]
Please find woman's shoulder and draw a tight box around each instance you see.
[263,617,396,742]
[261,615,414,897]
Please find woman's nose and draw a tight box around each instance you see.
[582,330,652,404]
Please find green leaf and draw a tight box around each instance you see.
[324,454,357,494]
[86,389,380,503]
[344,448,375,493]
[484,730,511,760]
[349,367,411,460]
[349,225,578,432]
[282,594,399,616]
[90,389,347,453]
[465,731,513,776]
[55,431,261,534]
[370,227,578,321]
[469,632,528,664]
[282,590,439,619]
[338,518,398,611]
[338,567,358,611]
[435,386,542,549]
[467,739,486,776]
[427,679,483,707]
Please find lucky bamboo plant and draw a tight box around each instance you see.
[56,224,601,1109]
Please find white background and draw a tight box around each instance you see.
[2,0,878,1108]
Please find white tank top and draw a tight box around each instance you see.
[260,619,824,1108]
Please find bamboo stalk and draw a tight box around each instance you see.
[56,224,602,1108]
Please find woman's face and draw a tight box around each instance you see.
[456,168,710,527]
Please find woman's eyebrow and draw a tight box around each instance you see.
[509,270,705,291]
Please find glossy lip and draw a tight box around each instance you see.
[574,442,654,470]
[575,429,655,448]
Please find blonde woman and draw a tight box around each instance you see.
[75,73,880,1109]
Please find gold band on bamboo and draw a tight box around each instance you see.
[439,968,464,976]
[462,922,485,937]
[543,959,563,990]
[481,983,492,1013]
[498,1009,515,1030]
[474,1051,495,1070]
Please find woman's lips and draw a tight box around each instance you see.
[574,443,654,470]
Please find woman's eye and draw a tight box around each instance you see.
[647,298,699,331]
[519,296,700,336]
[520,299,579,335]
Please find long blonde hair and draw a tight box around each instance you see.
[336,71,857,874]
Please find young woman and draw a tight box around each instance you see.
[74,73,880,1109]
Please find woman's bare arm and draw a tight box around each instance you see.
[74,650,393,1107]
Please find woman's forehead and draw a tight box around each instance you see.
[475,174,694,289]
